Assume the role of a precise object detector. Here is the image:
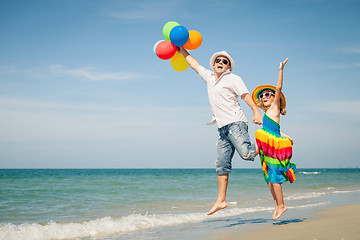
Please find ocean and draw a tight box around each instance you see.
[0,168,359,240]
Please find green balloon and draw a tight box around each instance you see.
[163,21,180,41]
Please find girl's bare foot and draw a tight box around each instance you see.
[272,206,277,219]
[207,201,227,215]
[273,205,287,219]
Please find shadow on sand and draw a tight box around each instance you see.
[272,218,306,225]
[204,217,306,228]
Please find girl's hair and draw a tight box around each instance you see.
[258,90,287,115]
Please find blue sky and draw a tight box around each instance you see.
[0,0,359,168]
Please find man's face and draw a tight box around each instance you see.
[213,56,231,75]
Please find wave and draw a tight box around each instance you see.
[332,189,360,194]
[298,171,321,175]
[288,201,330,209]
[0,207,268,240]
[0,205,296,240]
[285,188,360,201]
[284,192,327,200]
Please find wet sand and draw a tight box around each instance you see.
[205,204,360,240]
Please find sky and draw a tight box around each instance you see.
[0,0,359,169]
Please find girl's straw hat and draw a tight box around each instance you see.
[252,85,286,111]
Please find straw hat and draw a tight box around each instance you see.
[209,51,235,71]
[252,85,286,111]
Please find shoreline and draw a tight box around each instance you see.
[204,203,360,240]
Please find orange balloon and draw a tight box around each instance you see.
[183,30,202,50]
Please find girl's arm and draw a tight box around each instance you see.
[273,58,288,112]
[177,47,201,73]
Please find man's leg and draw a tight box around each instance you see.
[210,130,234,215]
[207,173,229,215]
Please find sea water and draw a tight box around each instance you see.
[0,168,359,240]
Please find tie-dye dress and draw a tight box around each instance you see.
[255,113,296,184]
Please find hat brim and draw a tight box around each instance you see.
[252,85,286,111]
[209,51,234,71]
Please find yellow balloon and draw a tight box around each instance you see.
[170,52,189,72]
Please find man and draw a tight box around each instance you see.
[177,47,262,215]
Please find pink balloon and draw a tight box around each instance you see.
[155,41,176,60]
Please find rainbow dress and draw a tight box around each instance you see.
[255,113,296,184]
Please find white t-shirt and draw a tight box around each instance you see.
[197,66,249,128]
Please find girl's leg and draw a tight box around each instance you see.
[270,182,287,219]
[268,183,278,219]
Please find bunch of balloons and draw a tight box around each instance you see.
[153,21,203,72]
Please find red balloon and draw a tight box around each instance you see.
[155,41,176,60]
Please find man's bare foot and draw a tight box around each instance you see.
[273,205,287,220]
[207,201,227,215]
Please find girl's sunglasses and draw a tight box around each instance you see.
[215,58,229,65]
[259,92,274,99]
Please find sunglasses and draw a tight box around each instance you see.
[215,58,229,65]
[259,92,274,99]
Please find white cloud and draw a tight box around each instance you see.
[0,97,209,142]
[0,65,20,74]
[1,96,358,168]
[102,0,185,20]
[1,64,143,82]
[341,46,360,54]
[311,100,360,120]
[49,64,142,81]
[317,62,360,69]
[0,96,215,168]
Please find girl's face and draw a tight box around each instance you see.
[260,90,275,107]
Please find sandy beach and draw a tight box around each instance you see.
[205,204,360,240]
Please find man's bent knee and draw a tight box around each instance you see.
[240,144,256,161]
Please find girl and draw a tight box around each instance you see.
[252,58,296,220]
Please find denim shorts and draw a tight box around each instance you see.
[215,121,256,175]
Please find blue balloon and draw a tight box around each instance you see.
[169,25,189,47]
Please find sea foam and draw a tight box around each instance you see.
[0,207,273,240]
[284,192,327,200]
[298,171,322,175]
